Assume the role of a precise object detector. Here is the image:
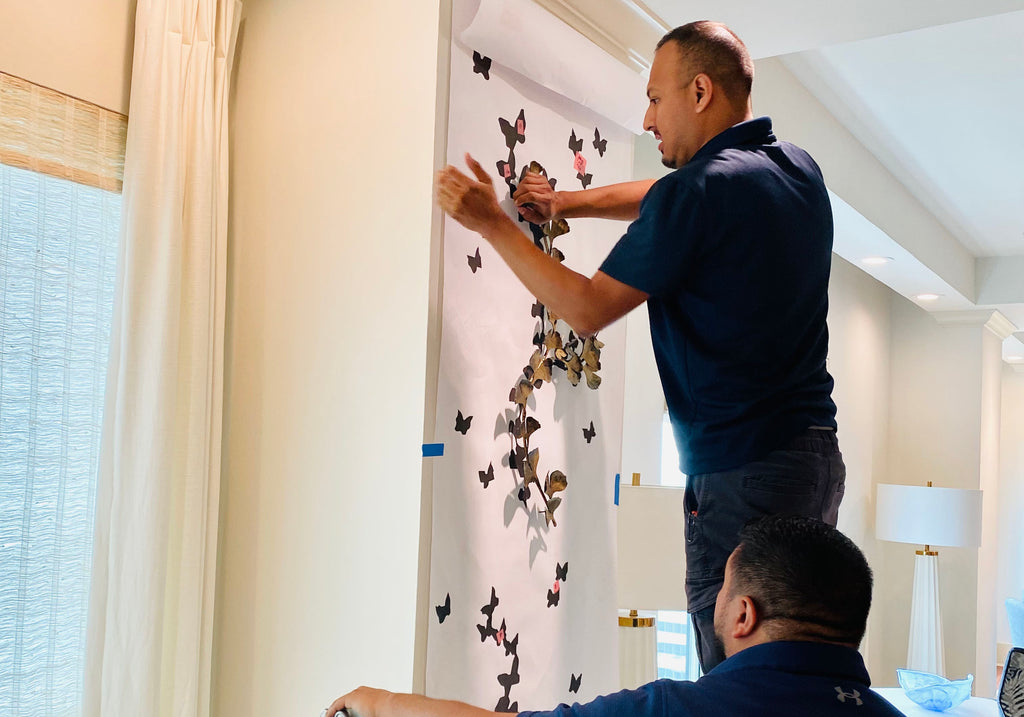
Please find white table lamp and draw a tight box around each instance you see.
[875,482,983,675]
[616,477,687,689]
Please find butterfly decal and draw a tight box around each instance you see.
[593,127,607,157]
[578,172,593,189]
[481,586,499,619]
[582,420,596,444]
[495,697,519,714]
[472,50,492,80]
[479,462,495,488]
[555,562,569,581]
[497,655,521,693]
[468,247,482,273]
[496,156,516,183]
[568,129,584,154]
[435,593,451,624]
[499,109,526,150]
[455,410,473,435]
[547,583,560,607]
[570,673,582,694]
[502,632,519,657]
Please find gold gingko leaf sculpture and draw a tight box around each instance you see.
[505,161,604,530]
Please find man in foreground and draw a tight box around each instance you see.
[437,21,845,672]
[324,516,901,717]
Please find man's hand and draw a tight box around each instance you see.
[513,171,560,223]
[325,685,391,717]
[436,154,512,237]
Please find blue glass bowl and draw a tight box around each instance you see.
[897,669,974,711]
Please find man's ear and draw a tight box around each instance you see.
[733,595,759,638]
[693,73,713,113]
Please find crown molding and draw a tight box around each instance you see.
[932,309,1017,340]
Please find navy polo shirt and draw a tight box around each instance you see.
[600,117,837,475]
[518,641,904,717]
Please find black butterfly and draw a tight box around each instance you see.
[472,50,492,80]
[481,586,499,619]
[582,420,596,444]
[502,632,519,656]
[568,129,583,153]
[593,127,607,157]
[479,462,494,488]
[555,562,568,581]
[455,410,473,435]
[570,673,582,694]
[547,586,560,608]
[499,109,526,149]
[468,247,482,273]
[495,697,518,713]
[498,656,521,692]
[478,623,494,642]
[435,593,451,623]
[577,172,593,189]
[496,156,516,184]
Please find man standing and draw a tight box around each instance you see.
[325,517,899,717]
[437,21,844,672]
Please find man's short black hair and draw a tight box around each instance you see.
[655,21,754,108]
[730,515,873,646]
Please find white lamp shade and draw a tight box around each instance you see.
[616,485,687,610]
[875,483,983,548]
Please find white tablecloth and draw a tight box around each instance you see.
[874,687,999,716]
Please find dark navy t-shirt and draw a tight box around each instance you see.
[600,117,837,475]
[518,641,903,717]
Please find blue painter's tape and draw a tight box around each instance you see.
[422,443,444,457]
[614,473,620,506]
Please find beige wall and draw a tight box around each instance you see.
[0,0,135,113]
[214,0,443,714]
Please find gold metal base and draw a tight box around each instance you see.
[619,609,655,628]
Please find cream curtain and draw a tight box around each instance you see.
[83,1,241,715]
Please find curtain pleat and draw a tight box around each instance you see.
[81,1,241,716]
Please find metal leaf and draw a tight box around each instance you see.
[545,470,567,496]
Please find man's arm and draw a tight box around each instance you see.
[326,686,500,717]
[513,173,654,224]
[437,155,649,337]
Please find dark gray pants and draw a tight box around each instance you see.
[685,428,846,674]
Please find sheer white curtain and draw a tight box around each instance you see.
[83,1,240,715]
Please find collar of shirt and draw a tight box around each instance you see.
[689,116,776,164]
[706,641,873,686]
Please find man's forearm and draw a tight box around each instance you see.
[381,692,500,717]
[556,179,655,221]
[483,216,645,337]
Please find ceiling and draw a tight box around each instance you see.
[536,0,1024,363]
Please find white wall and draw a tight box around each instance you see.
[214,1,443,714]
[0,0,135,113]
[826,257,893,678]
[997,366,1024,647]
[883,300,1007,693]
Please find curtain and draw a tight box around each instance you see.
[82,1,241,715]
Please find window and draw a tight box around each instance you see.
[0,72,125,716]
[655,410,702,681]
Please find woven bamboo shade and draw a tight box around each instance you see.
[0,72,127,193]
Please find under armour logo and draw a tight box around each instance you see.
[835,686,863,706]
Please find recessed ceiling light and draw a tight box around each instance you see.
[861,256,893,266]
[915,293,941,302]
